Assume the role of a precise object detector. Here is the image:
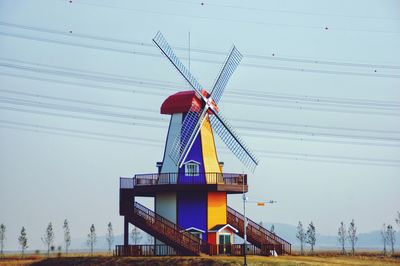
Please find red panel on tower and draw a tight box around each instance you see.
[161,90,203,114]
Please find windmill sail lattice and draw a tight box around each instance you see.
[209,109,258,172]
[169,103,207,166]
[210,46,243,105]
[153,31,258,171]
[153,31,204,95]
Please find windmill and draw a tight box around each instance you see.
[118,32,290,257]
[152,31,258,248]
[153,31,258,173]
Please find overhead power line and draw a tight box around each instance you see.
[166,0,400,21]
[1,119,398,168]
[1,96,400,145]
[1,24,400,78]
[0,89,157,113]
[0,97,168,123]
[1,89,399,136]
[1,21,399,69]
[0,105,166,129]
[68,1,400,34]
[2,57,400,109]
[2,30,399,78]
[255,149,400,165]
[0,124,162,147]
[1,61,399,116]
[0,71,170,97]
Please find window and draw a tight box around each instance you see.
[219,234,231,245]
[185,162,199,176]
[191,232,202,239]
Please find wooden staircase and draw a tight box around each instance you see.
[124,202,201,255]
[227,206,291,254]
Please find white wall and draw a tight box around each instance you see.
[161,113,181,174]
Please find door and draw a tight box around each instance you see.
[218,234,231,254]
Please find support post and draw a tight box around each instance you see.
[124,216,129,246]
[242,174,247,266]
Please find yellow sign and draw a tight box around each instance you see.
[257,202,265,206]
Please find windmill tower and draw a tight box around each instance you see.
[153,31,258,243]
[118,32,291,256]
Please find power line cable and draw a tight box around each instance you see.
[2,102,400,148]
[68,1,400,34]
[0,71,170,97]
[233,117,400,135]
[2,97,400,144]
[0,119,161,144]
[255,149,400,164]
[1,89,399,136]
[0,97,168,123]
[1,30,400,79]
[0,105,166,129]
[243,132,400,148]
[2,21,399,69]
[1,119,398,167]
[1,63,399,116]
[0,89,157,113]
[260,154,400,168]
[166,0,400,21]
[0,124,162,148]
[1,57,399,109]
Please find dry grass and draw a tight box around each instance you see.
[0,252,399,266]
[0,255,42,266]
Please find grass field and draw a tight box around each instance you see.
[1,253,399,266]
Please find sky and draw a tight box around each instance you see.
[0,0,399,251]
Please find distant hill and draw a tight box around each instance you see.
[260,222,400,249]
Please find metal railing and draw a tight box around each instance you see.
[128,202,201,255]
[227,206,291,254]
[120,172,247,188]
[115,244,177,256]
[116,243,279,256]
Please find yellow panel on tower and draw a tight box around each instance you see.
[207,192,227,229]
[200,116,222,184]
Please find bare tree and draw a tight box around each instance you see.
[86,224,96,256]
[396,211,400,229]
[106,222,114,253]
[147,233,154,245]
[63,219,71,255]
[306,222,316,254]
[41,222,55,257]
[347,219,357,255]
[296,221,306,255]
[338,222,346,255]
[18,227,28,257]
[386,224,396,255]
[381,223,387,256]
[270,224,275,234]
[0,224,5,258]
[131,226,142,245]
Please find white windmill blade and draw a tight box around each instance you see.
[209,109,259,172]
[153,31,204,98]
[210,46,243,104]
[169,102,209,167]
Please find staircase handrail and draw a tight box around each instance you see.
[131,202,201,254]
[227,206,291,254]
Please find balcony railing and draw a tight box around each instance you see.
[120,172,247,189]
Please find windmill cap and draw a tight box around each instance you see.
[160,90,202,114]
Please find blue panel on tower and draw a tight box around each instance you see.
[177,192,207,241]
[178,113,206,184]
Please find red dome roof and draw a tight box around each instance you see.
[160,90,203,114]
